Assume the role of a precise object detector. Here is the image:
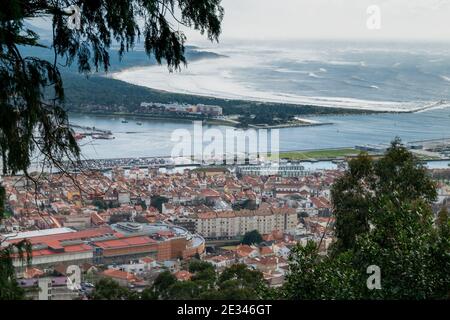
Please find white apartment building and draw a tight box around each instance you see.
[186,208,298,239]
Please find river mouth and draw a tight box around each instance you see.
[110,41,450,113]
[67,107,450,162]
[111,61,430,113]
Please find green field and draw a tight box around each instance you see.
[276,148,360,160]
[2,211,12,218]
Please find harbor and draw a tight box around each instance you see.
[70,124,115,140]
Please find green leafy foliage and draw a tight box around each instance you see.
[151,195,169,213]
[218,263,262,285]
[284,140,450,300]
[91,278,138,300]
[241,230,263,245]
[1,0,223,301]
[1,0,224,176]
[0,240,32,300]
[151,270,177,299]
[139,262,267,300]
[284,242,363,300]
[0,184,32,300]
[331,138,437,253]
[0,185,5,220]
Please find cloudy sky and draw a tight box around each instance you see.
[184,0,450,43]
[28,1,450,43]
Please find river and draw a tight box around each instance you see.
[69,108,450,169]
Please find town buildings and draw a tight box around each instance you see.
[178,206,298,239]
[6,162,444,296]
[237,163,313,177]
[139,102,223,117]
[3,223,204,269]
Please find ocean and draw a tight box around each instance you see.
[112,40,450,112]
[71,41,450,160]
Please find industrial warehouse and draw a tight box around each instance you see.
[3,223,205,269]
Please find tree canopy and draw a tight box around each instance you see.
[92,262,268,300]
[1,0,223,300]
[241,229,263,245]
[0,0,223,178]
[331,138,437,253]
[284,140,450,299]
[91,278,138,300]
[146,262,267,300]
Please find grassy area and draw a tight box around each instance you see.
[415,155,442,161]
[2,211,12,218]
[277,148,360,160]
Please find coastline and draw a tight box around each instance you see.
[68,111,334,129]
[110,63,441,113]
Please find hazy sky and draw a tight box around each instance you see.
[184,0,450,43]
[28,1,450,43]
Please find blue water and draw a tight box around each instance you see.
[70,41,450,160]
[279,108,450,151]
[70,108,450,160]
[236,42,450,102]
[208,41,450,106]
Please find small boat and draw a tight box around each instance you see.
[92,134,115,140]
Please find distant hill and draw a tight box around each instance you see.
[62,73,363,117]
[18,34,364,117]
[18,43,226,73]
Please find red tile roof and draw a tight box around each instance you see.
[102,269,140,282]
[174,270,192,281]
[140,257,155,264]
[200,189,221,197]
[260,247,274,256]
[24,267,44,279]
[93,236,157,249]
[310,197,331,209]
[30,244,92,257]
[9,226,115,245]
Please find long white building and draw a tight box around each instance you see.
[179,207,298,239]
